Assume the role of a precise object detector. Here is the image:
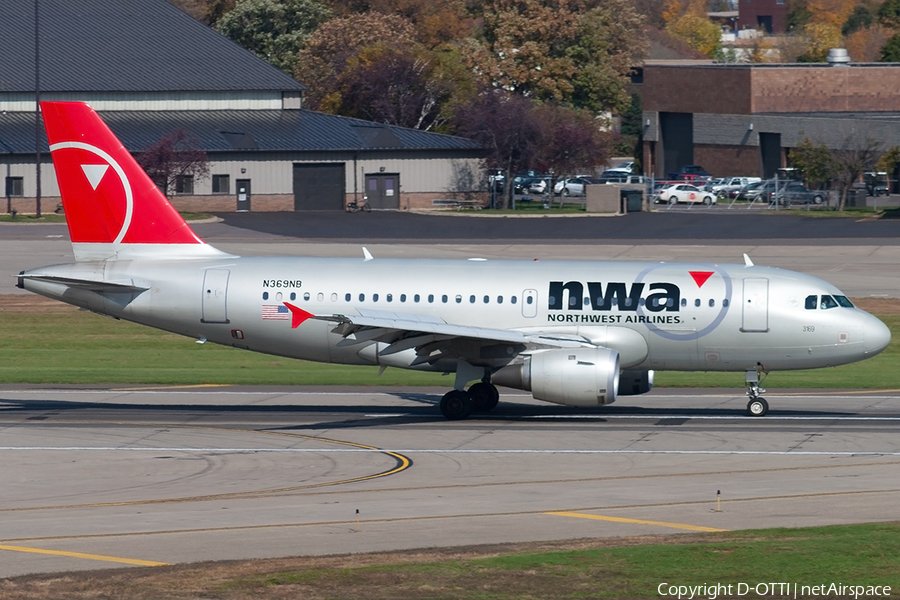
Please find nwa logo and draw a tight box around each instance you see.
[547,280,685,325]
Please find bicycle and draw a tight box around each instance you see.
[346,197,371,213]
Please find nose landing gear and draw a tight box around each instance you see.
[745,363,769,417]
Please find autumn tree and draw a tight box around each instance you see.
[878,0,900,29]
[216,0,332,73]
[295,12,418,110]
[831,135,882,210]
[842,4,875,35]
[466,0,646,114]
[845,24,891,62]
[136,130,210,197]
[664,0,722,57]
[451,91,544,209]
[796,22,844,62]
[531,105,611,176]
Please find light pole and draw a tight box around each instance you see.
[34,0,41,218]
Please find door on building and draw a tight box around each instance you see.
[365,173,400,209]
[201,269,230,324]
[659,112,693,178]
[236,179,251,212]
[759,133,781,179]
[293,163,345,210]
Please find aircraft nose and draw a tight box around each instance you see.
[863,313,891,356]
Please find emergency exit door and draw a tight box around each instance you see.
[741,278,769,332]
[201,269,230,323]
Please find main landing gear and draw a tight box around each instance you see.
[439,380,500,420]
[745,363,769,417]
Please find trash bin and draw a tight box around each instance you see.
[621,188,643,213]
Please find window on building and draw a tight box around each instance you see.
[212,174,230,194]
[175,175,194,195]
[5,176,23,197]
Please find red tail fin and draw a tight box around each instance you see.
[41,102,224,260]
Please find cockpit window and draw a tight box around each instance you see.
[820,295,838,309]
[834,295,854,308]
[805,295,817,310]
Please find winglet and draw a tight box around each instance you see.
[283,302,315,329]
[743,253,754,267]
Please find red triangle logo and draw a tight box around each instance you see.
[689,271,714,287]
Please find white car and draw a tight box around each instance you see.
[712,176,761,198]
[553,176,596,196]
[654,183,716,205]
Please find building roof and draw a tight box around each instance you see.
[0,109,484,154]
[0,0,305,93]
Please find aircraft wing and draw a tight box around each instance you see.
[308,307,596,366]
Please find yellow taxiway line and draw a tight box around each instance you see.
[545,511,728,532]
[0,544,169,567]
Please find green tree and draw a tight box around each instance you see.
[216,0,332,73]
[789,137,837,190]
[880,33,900,61]
[843,4,874,35]
[878,0,900,29]
[832,135,882,210]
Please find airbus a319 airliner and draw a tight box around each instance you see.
[18,102,892,419]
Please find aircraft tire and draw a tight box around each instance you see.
[440,390,473,420]
[747,397,769,417]
[469,382,500,412]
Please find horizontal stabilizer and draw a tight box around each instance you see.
[18,274,149,293]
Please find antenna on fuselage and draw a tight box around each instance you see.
[362,247,374,262]
[743,253,754,267]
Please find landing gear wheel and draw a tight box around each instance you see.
[469,382,500,412]
[440,390,473,420]
[747,397,769,417]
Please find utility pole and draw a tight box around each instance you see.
[34,0,42,218]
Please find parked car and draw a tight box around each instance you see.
[528,177,551,194]
[606,160,634,173]
[864,172,890,196]
[553,176,599,196]
[712,176,762,198]
[513,173,550,195]
[673,173,711,185]
[654,183,716,205]
[768,181,825,206]
[735,180,771,202]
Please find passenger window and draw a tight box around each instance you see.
[345,293,351,302]
[805,295,817,310]
[548,296,556,306]
[442,295,448,303]
[400,294,406,302]
[583,297,590,306]
[709,299,715,307]
[469,295,476,303]
[497,296,503,304]
[527,296,534,305]
[386,294,392,302]
[373,293,379,302]
[290,292,296,301]
[484,295,490,304]
[596,297,605,307]
[303,292,310,301]
[639,298,645,307]
[456,295,463,303]
[723,299,729,307]
[359,293,365,302]
[428,294,434,303]
[681,298,687,307]
[666,298,674,307]
[511,296,518,304]
[414,294,420,303]
[569,296,578,307]
[317,292,324,302]
[262,292,269,300]
[821,295,838,309]
[694,298,701,307]
[331,293,337,302]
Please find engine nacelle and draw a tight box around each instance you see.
[493,348,620,407]
[618,370,654,396]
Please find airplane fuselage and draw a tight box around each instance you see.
[22,256,888,374]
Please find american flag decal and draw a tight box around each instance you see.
[262,304,290,320]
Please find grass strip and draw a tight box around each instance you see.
[2,522,898,599]
[0,300,897,388]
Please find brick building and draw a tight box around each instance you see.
[736,0,788,34]
[641,62,900,179]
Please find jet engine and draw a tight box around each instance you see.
[492,348,620,406]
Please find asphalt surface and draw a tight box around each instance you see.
[207,208,900,244]
[1,387,900,578]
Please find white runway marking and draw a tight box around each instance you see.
[366,413,900,420]
[2,447,899,456]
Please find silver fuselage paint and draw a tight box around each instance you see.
[21,256,890,374]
